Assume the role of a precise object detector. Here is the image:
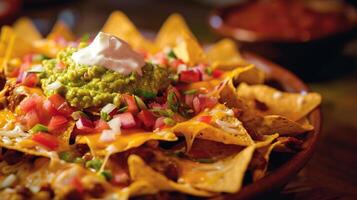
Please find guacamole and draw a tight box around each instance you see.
[40,48,170,109]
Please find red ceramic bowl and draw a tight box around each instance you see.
[208,1,357,81]
[207,52,322,200]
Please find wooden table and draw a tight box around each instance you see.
[20,0,357,199]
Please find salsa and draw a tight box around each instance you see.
[224,0,356,41]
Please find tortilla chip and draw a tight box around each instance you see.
[218,65,264,110]
[227,64,265,85]
[206,39,247,70]
[1,26,34,58]
[247,115,314,136]
[237,83,321,121]
[13,17,42,42]
[173,34,206,65]
[0,156,119,199]
[102,11,157,53]
[33,40,63,58]
[155,13,195,48]
[128,155,213,197]
[47,21,75,41]
[77,129,177,156]
[171,104,254,151]
[178,145,255,193]
[251,139,282,181]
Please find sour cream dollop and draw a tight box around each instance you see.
[71,32,145,75]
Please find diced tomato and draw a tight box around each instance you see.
[122,94,138,114]
[48,94,73,117]
[197,115,212,124]
[19,95,43,113]
[212,69,224,78]
[94,119,110,132]
[114,112,136,129]
[137,110,156,128]
[42,99,58,116]
[199,96,218,110]
[185,94,194,108]
[170,58,184,68]
[154,117,166,130]
[76,117,94,133]
[32,132,59,150]
[70,177,84,193]
[24,110,40,129]
[22,73,38,87]
[48,115,68,133]
[134,116,143,129]
[192,96,201,114]
[179,70,202,83]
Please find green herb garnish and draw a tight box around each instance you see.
[167,92,179,112]
[100,170,113,181]
[30,124,48,134]
[134,95,147,110]
[167,50,177,59]
[205,67,213,76]
[150,108,175,118]
[117,106,128,113]
[71,111,89,120]
[100,111,111,121]
[163,117,176,126]
[85,159,103,172]
[59,151,74,162]
[184,89,197,95]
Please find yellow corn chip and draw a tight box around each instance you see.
[13,17,42,42]
[206,39,247,70]
[1,26,33,58]
[248,115,314,136]
[171,104,254,151]
[47,21,75,41]
[128,155,213,197]
[155,13,196,48]
[237,83,321,121]
[102,11,157,53]
[178,145,255,193]
[173,35,206,65]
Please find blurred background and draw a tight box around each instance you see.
[1,0,357,199]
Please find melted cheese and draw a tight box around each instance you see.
[77,129,177,156]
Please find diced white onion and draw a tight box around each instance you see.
[0,174,17,189]
[47,81,62,91]
[101,103,116,114]
[27,64,44,73]
[108,117,121,133]
[215,119,243,135]
[177,64,187,73]
[100,130,117,142]
[0,125,27,138]
[106,144,118,153]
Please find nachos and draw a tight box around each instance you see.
[0,11,321,199]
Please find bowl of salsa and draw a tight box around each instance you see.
[209,0,357,81]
